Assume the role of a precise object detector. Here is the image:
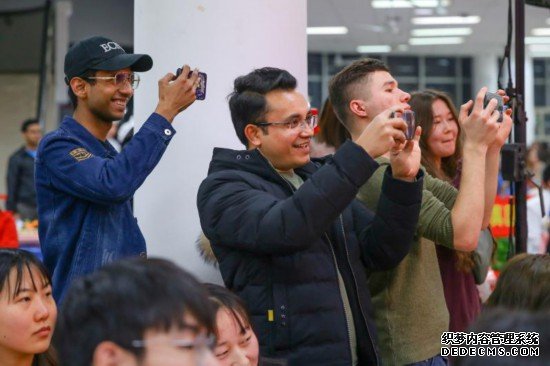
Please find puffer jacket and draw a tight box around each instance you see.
[197,141,423,366]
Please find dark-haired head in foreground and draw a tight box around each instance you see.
[0,249,56,366]
[455,308,550,366]
[486,253,550,311]
[55,257,218,366]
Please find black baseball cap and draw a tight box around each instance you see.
[64,36,153,84]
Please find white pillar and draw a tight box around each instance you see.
[473,53,499,93]
[524,56,536,145]
[473,53,536,145]
[134,0,307,283]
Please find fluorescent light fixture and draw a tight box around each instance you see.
[409,37,463,45]
[415,8,434,16]
[529,45,550,53]
[356,45,392,53]
[532,28,550,36]
[526,37,550,44]
[411,27,472,37]
[307,27,348,35]
[396,44,410,52]
[372,0,439,8]
[412,16,480,25]
[372,0,413,8]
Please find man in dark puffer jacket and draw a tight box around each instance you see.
[197,67,423,366]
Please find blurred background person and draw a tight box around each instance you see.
[309,99,349,158]
[0,249,57,366]
[6,118,42,221]
[527,165,550,254]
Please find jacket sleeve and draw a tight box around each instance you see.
[354,167,424,271]
[197,141,380,256]
[6,153,20,212]
[37,113,174,205]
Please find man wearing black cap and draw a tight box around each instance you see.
[35,36,200,301]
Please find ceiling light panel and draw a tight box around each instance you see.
[409,37,464,45]
[307,27,348,35]
[411,27,472,37]
[412,16,481,25]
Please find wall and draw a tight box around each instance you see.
[133,0,307,282]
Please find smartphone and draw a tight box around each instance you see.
[483,92,504,122]
[390,110,416,140]
[175,68,207,100]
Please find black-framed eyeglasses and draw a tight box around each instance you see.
[130,334,216,351]
[254,114,318,130]
[84,72,140,89]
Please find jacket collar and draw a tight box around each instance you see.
[60,115,117,157]
[207,147,322,184]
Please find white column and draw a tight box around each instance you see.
[134,0,307,283]
[473,54,536,145]
[473,53,499,93]
[524,56,536,145]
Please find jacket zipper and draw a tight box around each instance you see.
[324,232,355,364]
[338,215,379,365]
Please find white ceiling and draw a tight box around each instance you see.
[307,0,550,55]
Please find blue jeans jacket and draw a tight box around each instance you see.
[36,113,175,301]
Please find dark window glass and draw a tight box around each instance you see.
[534,59,545,79]
[308,53,322,75]
[544,113,550,135]
[308,81,322,110]
[462,82,472,103]
[388,56,419,77]
[461,58,472,77]
[426,57,456,77]
[398,83,419,93]
[426,83,457,105]
[535,84,546,107]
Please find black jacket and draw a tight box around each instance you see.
[6,146,37,212]
[197,141,423,366]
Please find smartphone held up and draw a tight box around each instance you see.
[175,67,207,100]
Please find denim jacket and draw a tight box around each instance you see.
[36,113,175,301]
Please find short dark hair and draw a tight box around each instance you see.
[21,118,39,133]
[329,58,389,128]
[204,283,252,337]
[486,253,550,311]
[456,308,550,366]
[228,67,297,147]
[54,258,216,366]
[0,249,51,301]
[67,69,96,110]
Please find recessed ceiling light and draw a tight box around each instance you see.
[529,45,550,52]
[415,8,434,16]
[409,37,464,45]
[411,27,472,37]
[412,16,481,25]
[306,27,348,35]
[526,37,550,44]
[396,44,410,51]
[356,45,392,53]
[532,28,550,36]
[372,0,439,8]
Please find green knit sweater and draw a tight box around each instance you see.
[358,157,457,365]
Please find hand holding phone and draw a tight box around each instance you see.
[390,110,416,140]
[176,68,207,100]
[483,92,504,122]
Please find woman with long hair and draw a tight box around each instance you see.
[0,249,57,366]
[409,89,486,333]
